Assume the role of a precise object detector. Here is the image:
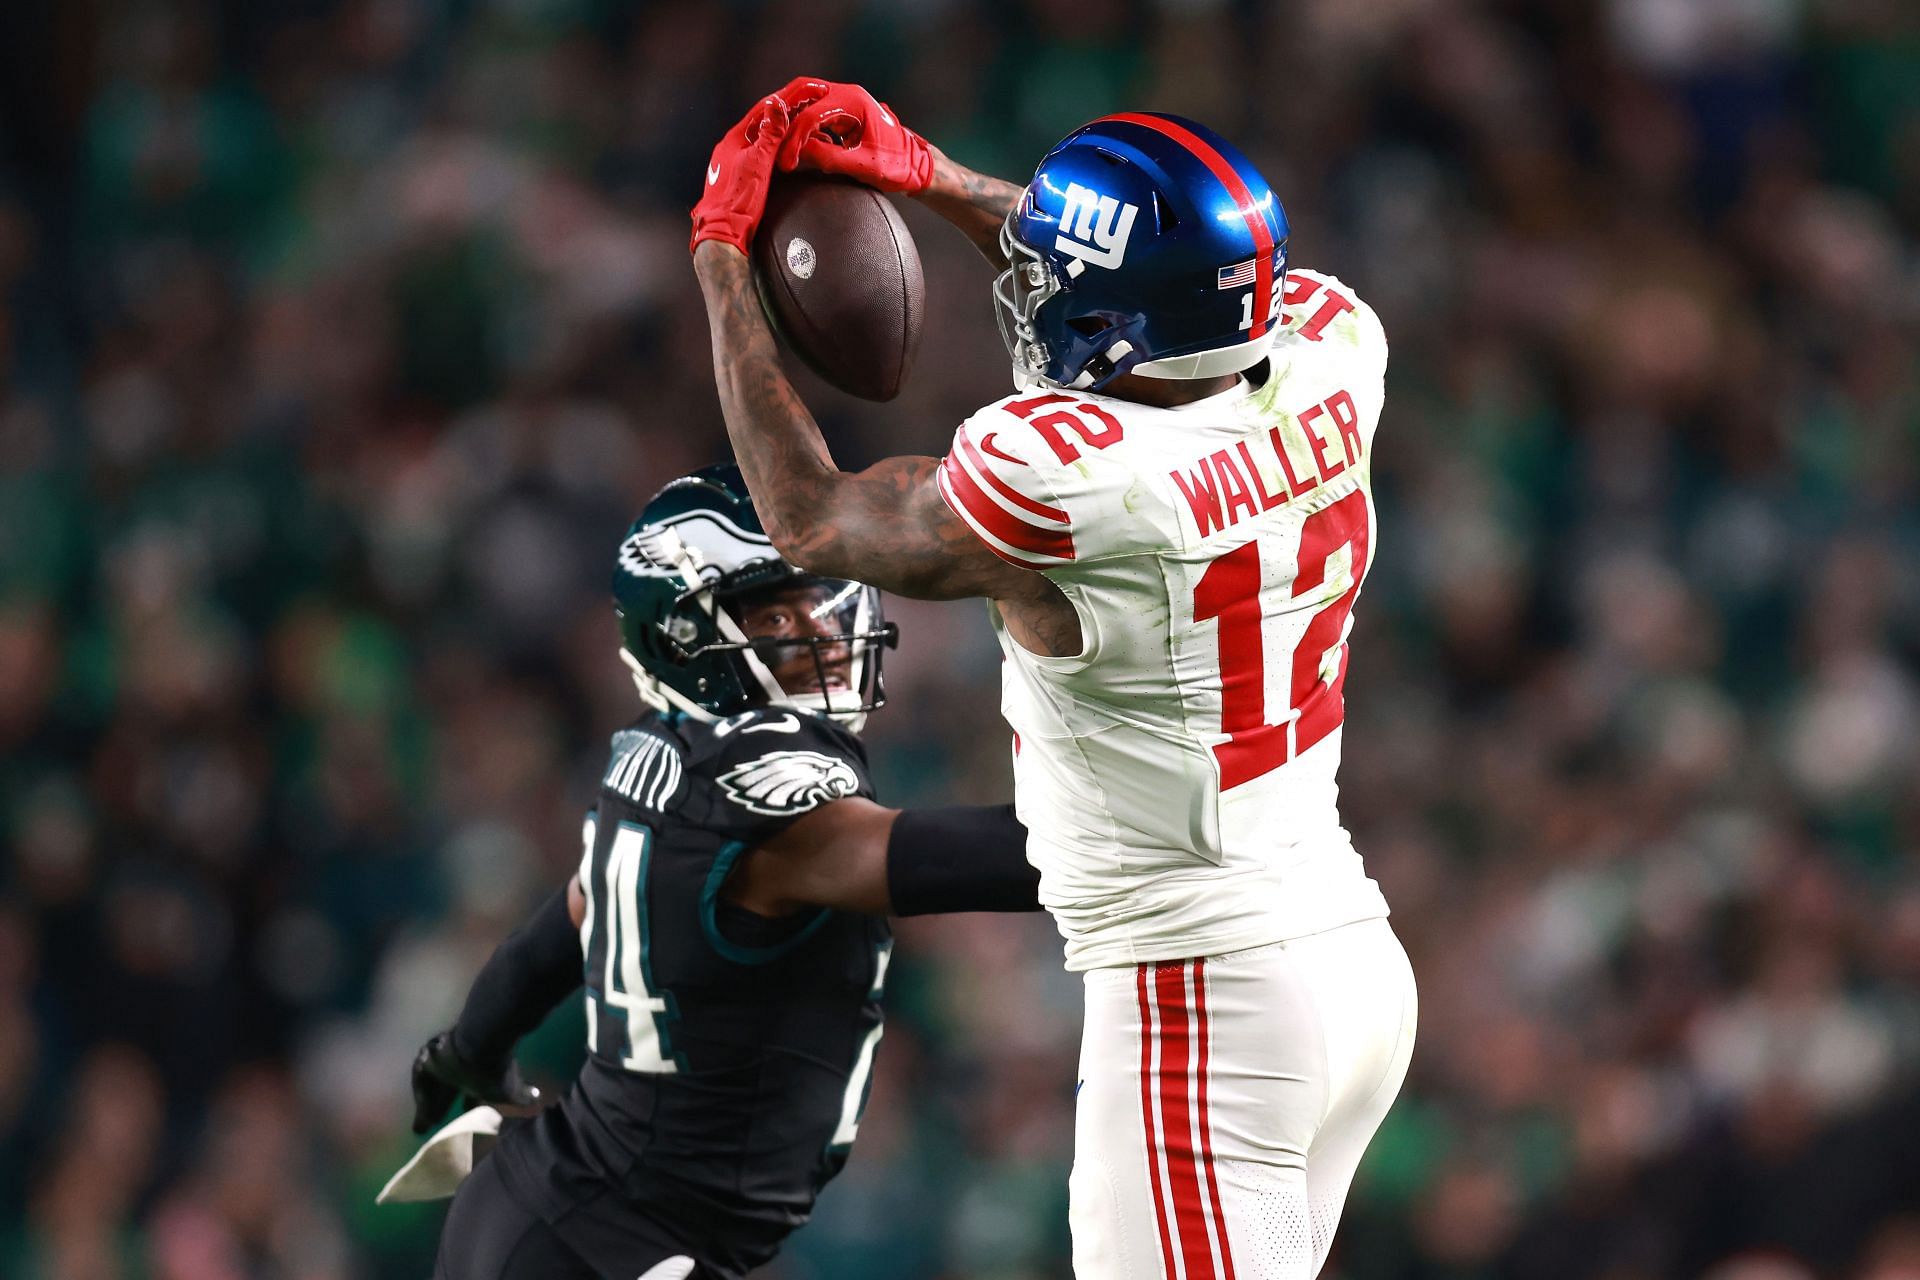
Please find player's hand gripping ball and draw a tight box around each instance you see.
[694,86,926,401]
[776,77,934,195]
[689,95,793,255]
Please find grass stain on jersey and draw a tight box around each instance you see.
[1250,363,1290,414]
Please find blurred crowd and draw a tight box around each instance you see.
[2,0,1918,1277]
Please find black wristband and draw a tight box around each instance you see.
[451,886,582,1066]
[886,804,1041,917]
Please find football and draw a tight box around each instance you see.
[752,175,925,402]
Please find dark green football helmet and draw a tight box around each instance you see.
[613,464,897,730]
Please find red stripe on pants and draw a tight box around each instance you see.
[1137,966,1180,1278]
[1155,961,1217,1278]
[1192,958,1238,1279]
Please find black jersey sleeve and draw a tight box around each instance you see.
[685,710,875,844]
[450,886,583,1066]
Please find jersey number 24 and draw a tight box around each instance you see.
[576,815,887,1146]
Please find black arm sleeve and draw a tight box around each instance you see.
[449,887,582,1066]
[886,804,1042,917]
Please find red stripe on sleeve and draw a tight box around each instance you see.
[936,468,1037,568]
[959,432,1069,523]
[1102,113,1278,340]
[937,450,1076,562]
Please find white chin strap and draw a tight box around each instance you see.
[1010,361,1053,393]
[621,650,717,722]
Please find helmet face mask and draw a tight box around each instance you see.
[992,113,1290,394]
[993,219,1068,390]
[613,466,897,731]
[703,575,893,722]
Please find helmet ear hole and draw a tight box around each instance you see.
[1067,315,1113,338]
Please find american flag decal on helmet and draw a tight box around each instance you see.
[1217,258,1257,289]
[1218,247,1282,290]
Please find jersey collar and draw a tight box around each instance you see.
[1162,360,1264,414]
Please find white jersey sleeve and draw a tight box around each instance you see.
[936,391,1172,569]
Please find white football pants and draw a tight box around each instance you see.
[1070,918,1417,1279]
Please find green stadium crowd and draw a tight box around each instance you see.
[1,1,1917,1276]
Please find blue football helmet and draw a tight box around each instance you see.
[994,112,1290,392]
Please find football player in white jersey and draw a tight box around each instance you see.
[688,81,1417,1279]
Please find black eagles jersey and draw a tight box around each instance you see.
[488,706,892,1280]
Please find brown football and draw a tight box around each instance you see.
[752,176,925,402]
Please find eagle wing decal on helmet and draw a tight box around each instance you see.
[717,750,860,816]
[617,510,775,583]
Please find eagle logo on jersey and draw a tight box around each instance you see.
[718,750,859,816]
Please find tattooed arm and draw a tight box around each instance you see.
[691,241,1044,610]
[915,149,1023,265]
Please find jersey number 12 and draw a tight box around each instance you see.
[1193,489,1371,789]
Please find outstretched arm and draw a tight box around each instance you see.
[725,796,1040,918]
[692,240,1032,601]
[916,148,1023,265]
[691,87,1054,609]
[408,884,580,1133]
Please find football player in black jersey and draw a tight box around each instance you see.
[391,465,1041,1280]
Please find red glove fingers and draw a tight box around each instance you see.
[689,95,793,256]
[778,81,933,195]
[773,76,833,113]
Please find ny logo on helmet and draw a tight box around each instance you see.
[1054,183,1138,272]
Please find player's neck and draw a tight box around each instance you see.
[1101,371,1242,408]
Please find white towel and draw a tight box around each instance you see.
[636,1259,696,1280]
[375,1105,504,1205]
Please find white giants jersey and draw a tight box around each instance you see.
[938,270,1392,971]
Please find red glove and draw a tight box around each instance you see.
[690,95,793,255]
[775,78,934,195]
